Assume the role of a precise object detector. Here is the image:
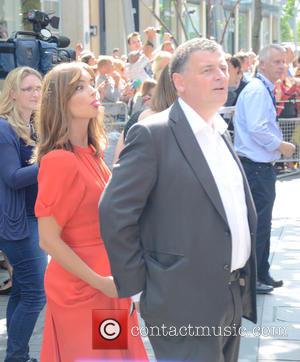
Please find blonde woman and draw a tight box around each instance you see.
[34,62,148,362]
[0,67,47,362]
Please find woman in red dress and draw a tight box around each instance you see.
[34,62,148,362]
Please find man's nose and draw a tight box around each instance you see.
[215,68,227,80]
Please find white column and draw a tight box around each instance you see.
[60,0,89,49]
[200,0,207,38]
[269,15,273,44]
[82,0,90,49]
[248,8,252,50]
[234,4,239,53]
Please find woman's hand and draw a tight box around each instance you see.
[93,275,118,298]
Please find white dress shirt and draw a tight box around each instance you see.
[178,98,251,271]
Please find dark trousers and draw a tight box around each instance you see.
[240,159,276,280]
[0,216,47,362]
[147,279,242,362]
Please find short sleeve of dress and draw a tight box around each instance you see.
[35,150,86,228]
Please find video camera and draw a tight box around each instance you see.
[0,9,76,79]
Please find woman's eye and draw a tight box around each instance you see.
[76,85,84,91]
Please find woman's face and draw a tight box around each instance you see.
[12,74,42,115]
[68,68,100,120]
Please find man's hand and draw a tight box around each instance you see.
[97,80,109,100]
[279,141,296,157]
[144,26,157,41]
[163,32,172,42]
[111,71,121,88]
[93,275,118,298]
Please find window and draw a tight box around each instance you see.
[238,12,247,51]
[159,0,177,37]
[184,3,200,39]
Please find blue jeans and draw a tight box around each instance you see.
[240,160,276,279]
[0,216,47,362]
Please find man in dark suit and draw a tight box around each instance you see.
[99,38,257,362]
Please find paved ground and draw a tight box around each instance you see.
[0,173,299,361]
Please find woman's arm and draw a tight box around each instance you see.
[0,143,38,190]
[38,216,118,298]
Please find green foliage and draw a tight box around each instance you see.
[283,0,296,18]
[297,19,300,42]
[281,17,293,41]
[280,0,296,42]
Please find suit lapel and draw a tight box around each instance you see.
[169,101,228,225]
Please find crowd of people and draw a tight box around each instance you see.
[0,26,298,362]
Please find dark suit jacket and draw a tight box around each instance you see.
[99,100,257,328]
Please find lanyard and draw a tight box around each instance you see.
[255,73,277,110]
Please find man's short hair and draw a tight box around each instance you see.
[80,51,95,64]
[97,55,113,69]
[169,38,222,77]
[127,32,140,45]
[235,51,249,64]
[258,44,285,63]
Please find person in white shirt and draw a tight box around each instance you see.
[99,38,257,362]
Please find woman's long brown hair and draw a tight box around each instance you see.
[34,62,107,164]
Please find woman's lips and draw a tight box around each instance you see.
[91,100,101,107]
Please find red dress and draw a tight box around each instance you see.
[35,146,148,362]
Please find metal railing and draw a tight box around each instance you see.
[102,104,300,166]
[102,101,128,124]
[278,118,300,163]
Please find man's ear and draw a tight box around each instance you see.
[258,60,264,73]
[172,72,185,94]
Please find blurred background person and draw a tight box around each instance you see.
[152,51,172,80]
[113,65,177,164]
[79,50,97,67]
[112,47,121,59]
[96,56,121,103]
[225,55,242,107]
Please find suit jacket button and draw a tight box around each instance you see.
[223,264,230,271]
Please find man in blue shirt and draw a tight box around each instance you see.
[234,44,295,294]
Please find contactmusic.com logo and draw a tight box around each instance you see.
[92,309,128,349]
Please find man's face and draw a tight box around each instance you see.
[128,35,142,51]
[105,61,114,74]
[260,49,285,83]
[173,50,229,112]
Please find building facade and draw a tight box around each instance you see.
[0,0,282,57]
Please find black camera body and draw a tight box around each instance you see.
[0,9,75,79]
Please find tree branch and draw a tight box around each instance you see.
[219,0,241,45]
[172,0,189,41]
[182,1,202,38]
[139,0,179,46]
